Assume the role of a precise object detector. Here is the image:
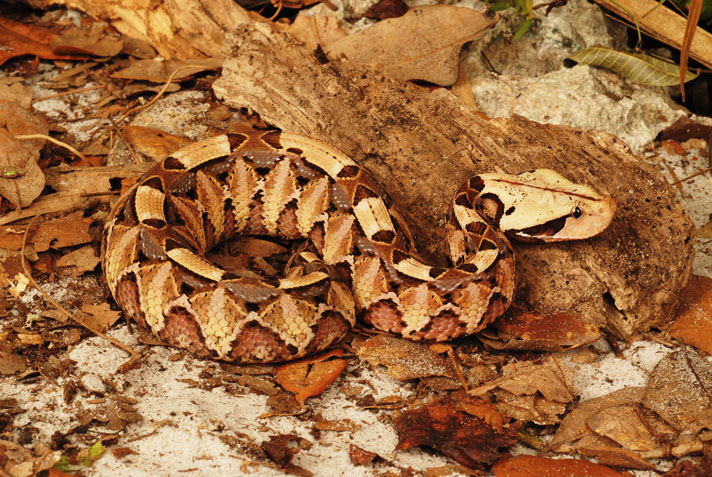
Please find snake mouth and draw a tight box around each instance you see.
[508,216,569,242]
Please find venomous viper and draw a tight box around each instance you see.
[101,131,615,363]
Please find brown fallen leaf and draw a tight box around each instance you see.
[668,275,712,353]
[261,434,311,468]
[121,126,194,160]
[481,311,600,352]
[0,18,84,67]
[275,349,348,406]
[394,392,517,467]
[81,303,122,333]
[356,334,457,381]
[363,0,409,20]
[643,347,712,431]
[492,455,629,476]
[348,443,377,466]
[0,211,92,252]
[470,357,574,402]
[0,82,33,110]
[51,22,123,57]
[56,244,100,277]
[0,101,49,208]
[326,5,498,86]
[286,14,346,51]
[551,387,646,452]
[0,342,28,375]
[111,58,223,83]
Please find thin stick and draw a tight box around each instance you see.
[20,216,138,357]
[117,65,207,123]
[671,166,712,186]
[32,85,105,103]
[14,134,88,164]
[109,116,143,165]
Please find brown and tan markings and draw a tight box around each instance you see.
[102,131,616,363]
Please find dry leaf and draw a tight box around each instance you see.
[81,303,122,333]
[394,392,517,467]
[122,126,194,160]
[326,5,498,86]
[551,387,645,451]
[566,47,699,86]
[0,82,33,110]
[287,15,346,51]
[356,334,457,381]
[586,405,657,451]
[261,434,311,468]
[363,0,409,20]
[0,101,49,208]
[0,212,92,252]
[450,63,478,111]
[111,58,223,83]
[482,311,600,352]
[469,357,575,403]
[348,443,377,466]
[51,22,124,57]
[56,245,100,277]
[643,347,712,431]
[0,17,84,67]
[669,275,712,353]
[492,455,629,476]
[275,349,348,406]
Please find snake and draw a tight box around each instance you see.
[101,131,615,363]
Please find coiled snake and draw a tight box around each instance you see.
[101,131,615,363]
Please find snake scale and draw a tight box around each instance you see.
[101,131,615,363]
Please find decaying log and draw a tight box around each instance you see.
[213,20,695,338]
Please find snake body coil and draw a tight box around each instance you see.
[102,131,615,363]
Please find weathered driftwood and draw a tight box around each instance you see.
[213,20,695,338]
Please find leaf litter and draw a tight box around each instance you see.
[0,1,711,476]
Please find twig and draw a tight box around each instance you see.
[20,216,138,357]
[670,166,712,186]
[108,116,143,165]
[117,65,206,124]
[32,85,105,103]
[14,134,88,164]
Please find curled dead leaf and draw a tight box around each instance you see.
[492,455,629,476]
[275,349,348,406]
[356,334,457,381]
[326,5,498,86]
[394,392,517,468]
[0,101,49,208]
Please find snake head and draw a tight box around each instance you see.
[476,169,616,242]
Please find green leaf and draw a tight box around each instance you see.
[565,46,699,86]
[88,441,106,460]
[81,441,106,466]
[54,455,81,472]
[488,2,511,12]
[512,17,533,41]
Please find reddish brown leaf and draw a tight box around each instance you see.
[364,0,409,20]
[492,455,629,476]
[348,443,377,466]
[275,349,348,406]
[261,434,311,468]
[0,211,92,252]
[0,18,84,67]
[486,311,599,351]
[122,126,193,161]
[356,335,457,380]
[456,398,505,434]
[394,392,517,467]
[669,275,712,354]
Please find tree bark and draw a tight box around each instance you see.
[213,20,695,338]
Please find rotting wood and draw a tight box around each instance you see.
[212,19,695,338]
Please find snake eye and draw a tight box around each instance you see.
[572,206,583,218]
